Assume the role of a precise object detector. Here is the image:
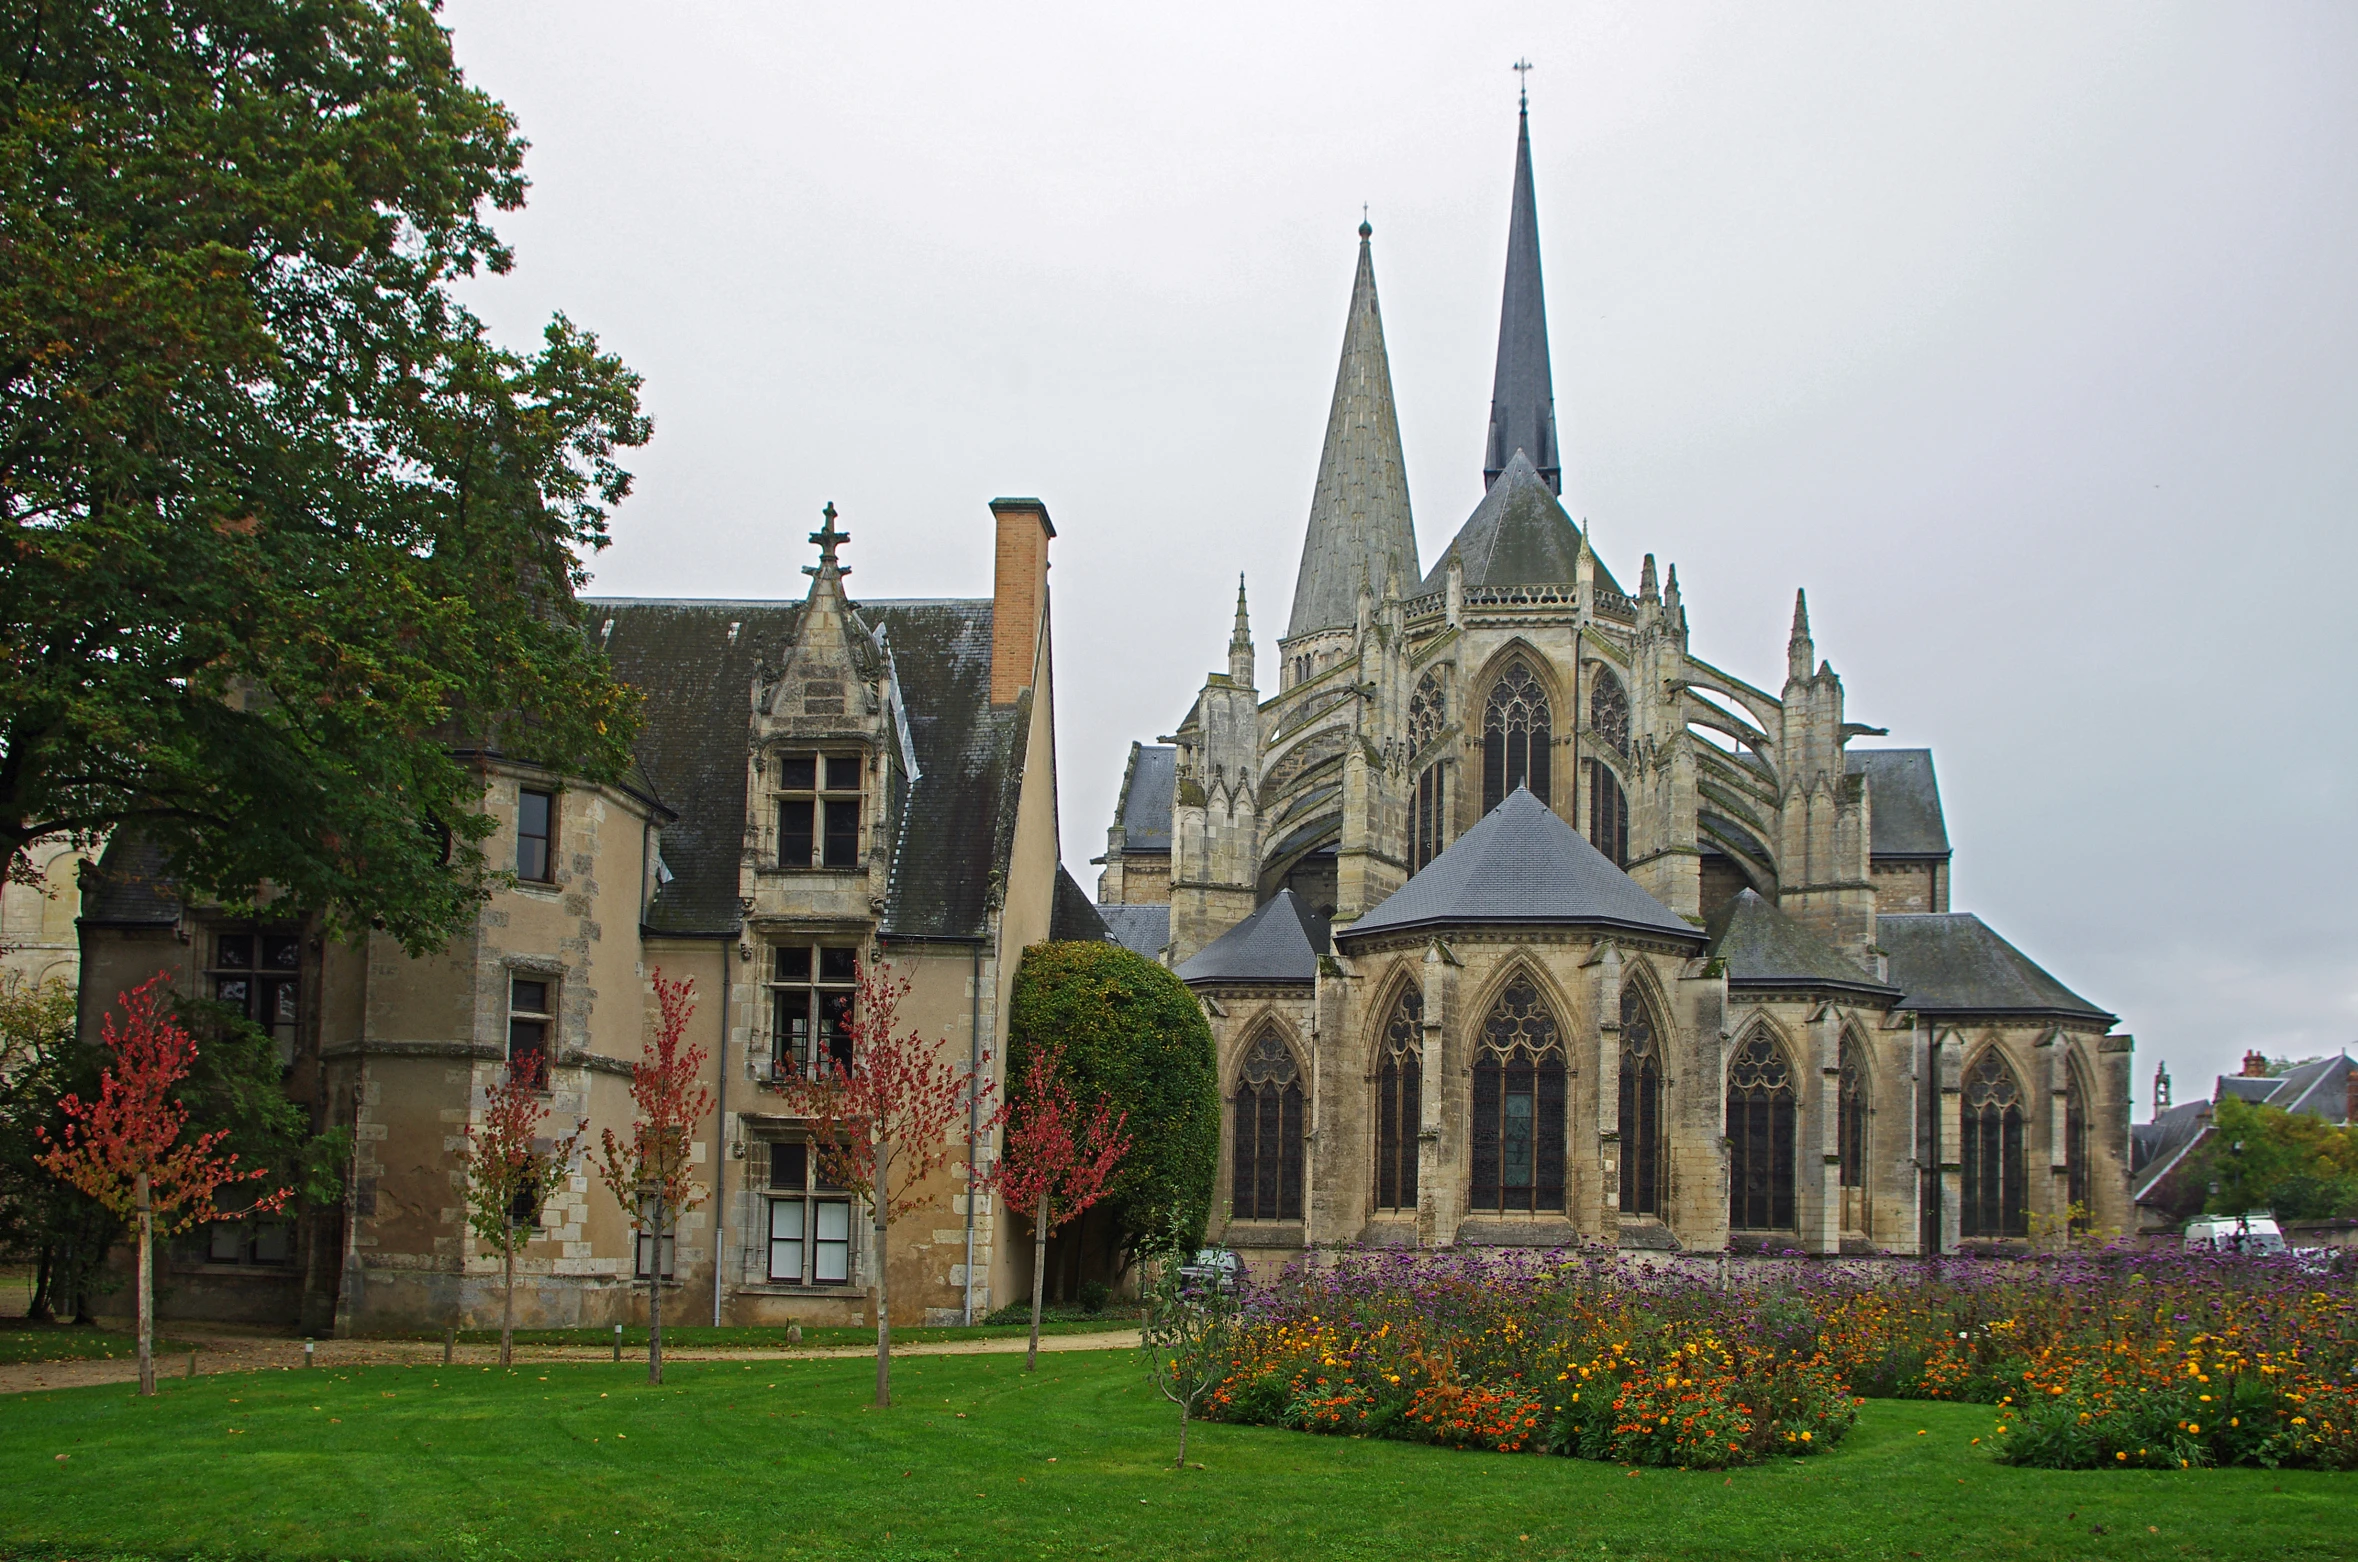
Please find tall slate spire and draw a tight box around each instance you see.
[1287,220,1418,641]
[1483,91,1561,496]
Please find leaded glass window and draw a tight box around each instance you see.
[1469,978,1566,1213]
[1591,669,1630,757]
[1725,1029,1797,1231]
[1838,1034,1868,1190]
[1618,985,1665,1217]
[2064,1062,2090,1230]
[1586,759,1628,868]
[1410,764,1446,872]
[1232,1029,1304,1221]
[1961,1049,2027,1239]
[1482,661,1551,811]
[1375,984,1422,1212]
[1408,671,1445,755]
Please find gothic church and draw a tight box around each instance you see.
[1091,99,2136,1260]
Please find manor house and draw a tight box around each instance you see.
[1089,98,2136,1261]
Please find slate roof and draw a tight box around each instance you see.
[1419,451,1625,598]
[1097,903,1171,961]
[589,595,1017,942]
[1878,913,2115,1023]
[1483,101,1560,494]
[2213,1054,2352,1124]
[1050,867,1111,944]
[1341,788,1701,944]
[79,835,180,926]
[2131,1099,2214,1203]
[1847,749,1950,859]
[1704,889,1897,998]
[1175,888,1326,985]
[1118,744,1176,854]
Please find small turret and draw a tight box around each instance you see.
[2153,1061,2173,1111]
[1639,553,1659,602]
[1229,574,1254,685]
[1787,589,1814,684]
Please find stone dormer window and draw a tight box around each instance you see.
[777,751,863,870]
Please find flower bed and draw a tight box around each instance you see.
[1203,1247,2356,1471]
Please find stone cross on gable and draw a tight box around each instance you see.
[804,501,850,578]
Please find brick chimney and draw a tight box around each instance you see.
[2241,1049,2270,1078]
[989,498,1053,705]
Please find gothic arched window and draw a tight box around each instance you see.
[1470,977,1566,1213]
[1726,1029,1797,1231]
[1838,1033,1868,1191]
[1961,1048,2027,1239]
[1410,765,1446,872]
[1585,760,1628,868]
[1375,984,1422,1212]
[1232,1029,1304,1221]
[1591,669,1630,757]
[1482,661,1552,812]
[1618,984,1665,1217]
[1408,671,1445,754]
[2064,1060,2090,1230]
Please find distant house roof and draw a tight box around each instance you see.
[1879,913,2114,1023]
[79,835,180,927]
[1419,450,1623,597]
[1341,788,1700,945]
[1049,868,1110,944]
[1117,745,1176,854]
[1175,889,1326,985]
[1846,749,1950,859]
[1097,903,1171,961]
[2212,1054,2352,1125]
[2131,1098,2215,1204]
[590,595,1021,943]
[1704,889,1896,999]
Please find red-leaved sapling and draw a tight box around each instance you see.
[594,971,711,1386]
[457,1052,586,1366]
[986,1041,1130,1370]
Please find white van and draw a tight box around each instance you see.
[2183,1214,2287,1255]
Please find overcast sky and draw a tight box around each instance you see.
[443,2,2356,1107]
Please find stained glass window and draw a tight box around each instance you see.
[1591,669,1630,757]
[1482,661,1551,811]
[1375,985,1422,1212]
[1469,978,1566,1213]
[1961,1049,2027,1239]
[1619,985,1665,1217]
[1725,1029,1797,1231]
[1232,1029,1304,1221]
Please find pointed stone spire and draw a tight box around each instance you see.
[1664,562,1681,611]
[1287,221,1419,640]
[1639,552,1658,601]
[1228,574,1254,685]
[1787,589,1815,682]
[1483,94,1561,495]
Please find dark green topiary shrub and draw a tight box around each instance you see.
[1006,940,1220,1260]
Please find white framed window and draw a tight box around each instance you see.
[764,1141,852,1286]
[633,1192,678,1279]
[777,752,864,869]
[507,975,555,1087]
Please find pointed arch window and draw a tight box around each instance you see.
[1618,985,1666,1218]
[1586,760,1628,868]
[1375,984,1422,1212]
[1838,1034,1868,1190]
[1408,671,1445,754]
[1411,765,1446,872]
[1232,1029,1304,1221]
[1726,1029,1797,1231]
[1961,1049,2027,1239]
[1470,978,1566,1213]
[2064,1060,2090,1230]
[1482,661,1551,812]
[1591,669,1630,757]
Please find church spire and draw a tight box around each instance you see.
[1286,219,1418,641]
[1483,86,1561,496]
[1228,574,1255,685]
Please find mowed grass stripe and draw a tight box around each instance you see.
[0,1349,2343,1561]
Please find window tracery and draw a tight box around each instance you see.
[1482,660,1552,811]
[1961,1048,2027,1239]
[1470,977,1566,1213]
[1585,760,1628,868]
[2064,1060,2090,1230]
[1618,984,1665,1218]
[1838,1033,1868,1191]
[1375,984,1422,1212]
[1591,669,1630,758]
[1725,1029,1797,1231]
[1233,1028,1304,1221]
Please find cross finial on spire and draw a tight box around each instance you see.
[804,501,850,578]
[1232,573,1252,645]
[1513,57,1533,112]
[1360,202,1371,240]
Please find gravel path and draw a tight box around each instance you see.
[1,1326,1142,1396]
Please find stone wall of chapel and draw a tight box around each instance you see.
[1869,861,1948,915]
[1200,989,1319,1259]
[1927,1023,2134,1253]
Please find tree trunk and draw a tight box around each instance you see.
[1027,1198,1051,1373]
[500,1225,516,1367]
[135,1171,155,1397]
[1175,1397,1189,1469]
[647,1190,665,1387]
[872,1135,891,1408]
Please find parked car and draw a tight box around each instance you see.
[2184,1214,2332,1271]
[1178,1247,1245,1293]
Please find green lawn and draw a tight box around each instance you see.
[382,1316,1136,1353]
[0,1349,2342,1561]
[0,1326,195,1367]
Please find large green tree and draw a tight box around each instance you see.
[1006,941,1219,1262]
[0,0,646,952]
[2202,1096,2358,1221]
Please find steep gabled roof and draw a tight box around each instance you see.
[1050,867,1111,944]
[1341,788,1700,944]
[1287,223,1419,639]
[1097,903,1171,961]
[1879,913,2115,1023]
[1117,744,1176,854]
[1420,450,1622,597]
[1484,99,1560,494]
[79,835,180,926]
[1705,889,1897,998]
[1847,749,1950,859]
[1175,889,1326,985]
[2212,1054,2353,1124]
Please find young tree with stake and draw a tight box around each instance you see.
[457,1054,586,1366]
[783,956,1000,1407]
[37,975,285,1396]
[1141,1212,1242,1470]
[594,972,710,1386]
[986,1042,1130,1371]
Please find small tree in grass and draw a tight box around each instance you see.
[1141,1212,1242,1469]
[783,956,1000,1407]
[985,1042,1130,1371]
[458,1054,586,1366]
[37,974,285,1395]
[594,971,710,1386]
